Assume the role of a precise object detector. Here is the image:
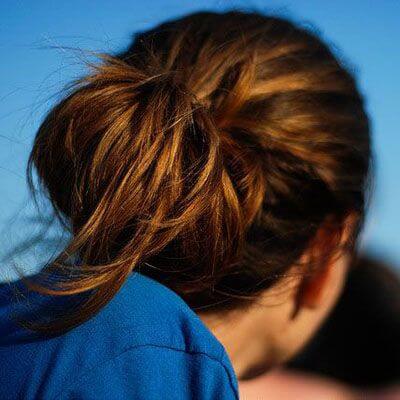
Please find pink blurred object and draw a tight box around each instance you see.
[238,370,400,400]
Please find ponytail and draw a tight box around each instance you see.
[26,54,259,332]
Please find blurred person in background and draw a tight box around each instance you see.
[0,9,398,399]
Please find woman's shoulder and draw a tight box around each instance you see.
[94,272,227,356]
[0,271,223,352]
[0,272,239,399]
[101,272,229,357]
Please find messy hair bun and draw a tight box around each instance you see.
[27,10,372,332]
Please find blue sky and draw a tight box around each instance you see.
[0,0,399,276]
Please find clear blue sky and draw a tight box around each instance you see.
[0,0,399,277]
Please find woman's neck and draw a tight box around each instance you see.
[197,302,284,380]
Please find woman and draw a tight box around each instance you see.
[0,9,373,399]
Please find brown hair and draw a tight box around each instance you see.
[25,10,372,333]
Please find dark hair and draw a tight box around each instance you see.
[26,10,372,333]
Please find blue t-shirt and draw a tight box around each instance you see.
[0,272,239,399]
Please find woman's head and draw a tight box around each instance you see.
[27,10,372,335]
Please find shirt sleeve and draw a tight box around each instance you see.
[58,345,239,400]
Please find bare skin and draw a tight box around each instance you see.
[198,217,353,380]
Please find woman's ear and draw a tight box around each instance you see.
[297,259,334,310]
[291,213,357,318]
[291,254,334,319]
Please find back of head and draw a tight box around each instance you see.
[27,10,372,333]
